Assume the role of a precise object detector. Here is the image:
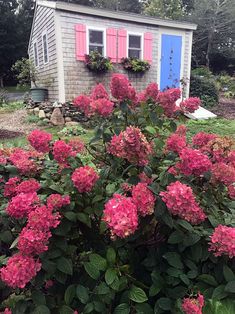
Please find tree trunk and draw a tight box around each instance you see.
[0,77,3,88]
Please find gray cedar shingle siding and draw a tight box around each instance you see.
[60,11,160,101]
[29,5,58,101]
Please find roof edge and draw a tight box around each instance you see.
[37,0,197,31]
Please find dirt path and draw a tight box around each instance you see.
[213,97,235,119]
[0,109,37,139]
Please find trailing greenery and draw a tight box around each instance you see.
[121,58,151,73]
[84,51,113,73]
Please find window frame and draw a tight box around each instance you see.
[42,30,49,65]
[33,40,39,68]
[127,32,144,60]
[87,26,106,56]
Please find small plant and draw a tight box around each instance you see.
[121,57,151,73]
[59,125,86,137]
[12,58,38,87]
[84,51,113,73]
[25,114,41,124]
[191,66,213,78]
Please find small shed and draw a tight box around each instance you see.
[28,0,197,103]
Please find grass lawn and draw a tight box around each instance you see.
[186,118,235,139]
[0,102,25,113]
[2,86,30,93]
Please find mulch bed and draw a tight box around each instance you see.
[213,97,235,119]
[0,129,24,140]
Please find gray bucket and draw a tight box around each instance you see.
[30,88,48,103]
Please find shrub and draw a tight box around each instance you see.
[190,75,219,107]
[191,66,213,78]
[0,75,234,313]
[0,89,9,106]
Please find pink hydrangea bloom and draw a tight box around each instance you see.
[18,227,51,256]
[6,192,40,219]
[53,140,75,165]
[228,184,235,199]
[166,133,187,154]
[180,97,201,113]
[121,182,133,193]
[47,194,70,210]
[179,148,212,176]
[158,88,181,117]
[72,166,99,193]
[192,132,217,148]
[160,181,206,225]
[3,177,21,198]
[68,139,85,155]
[2,309,12,314]
[103,194,138,238]
[145,83,159,101]
[209,225,235,258]
[132,183,156,216]
[176,125,187,136]
[16,179,41,194]
[108,126,153,166]
[27,129,52,153]
[90,98,114,117]
[110,73,130,101]
[27,205,61,231]
[139,172,153,185]
[9,148,38,175]
[73,95,92,116]
[212,162,235,186]
[182,294,204,314]
[91,83,109,100]
[0,254,41,288]
[45,279,54,289]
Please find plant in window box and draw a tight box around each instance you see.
[121,57,150,73]
[84,51,113,73]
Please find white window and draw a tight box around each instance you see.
[88,28,105,55]
[42,32,49,64]
[33,41,39,67]
[128,33,143,59]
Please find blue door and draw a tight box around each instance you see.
[160,34,182,91]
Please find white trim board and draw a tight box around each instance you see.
[185,106,217,120]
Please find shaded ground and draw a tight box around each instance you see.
[0,129,23,139]
[213,97,235,119]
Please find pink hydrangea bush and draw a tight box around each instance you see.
[0,76,234,312]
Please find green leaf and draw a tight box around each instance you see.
[163,252,183,269]
[59,305,74,314]
[77,213,91,228]
[145,126,156,135]
[84,303,94,313]
[33,305,50,314]
[225,281,235,293]
[76,285,89,304]
[212,285,227,300]
[64,211,77,222]
[149,284,161,297]
[223,265,235,282]
[129,285,148,303]
[1,231,13,243]
[198,274,218,286]
[84,262,100,280]
[168,231,184,244]
[31,291,46,305]
[177,219,193,231]
[106,247,116,265]
[64,285,76,305]
[135,303,153,314]
[180,274,190,285]
[96,282,110,295]
[157,298,172,310]
[57,257,73,275]
[89,254,107,271]
[105,268,117,285]
[114,303,130,314]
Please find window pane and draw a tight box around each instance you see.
[89,30,103,45]
[43,34,48,63]
[89,45,103,55]
[129,35,141,49]
[129,49,141,59]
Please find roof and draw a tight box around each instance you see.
[36,0,197,31]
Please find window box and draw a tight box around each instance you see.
[84,51,113,73]
[121,57,150,73]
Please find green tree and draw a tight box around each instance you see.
[144,0,185,19]
[0,0,18,87]
[191,0,235,68]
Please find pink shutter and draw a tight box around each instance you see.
[106,28,117,62]
[117,29,127,62]
[144,32,153,63]
[75,24,87,61]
